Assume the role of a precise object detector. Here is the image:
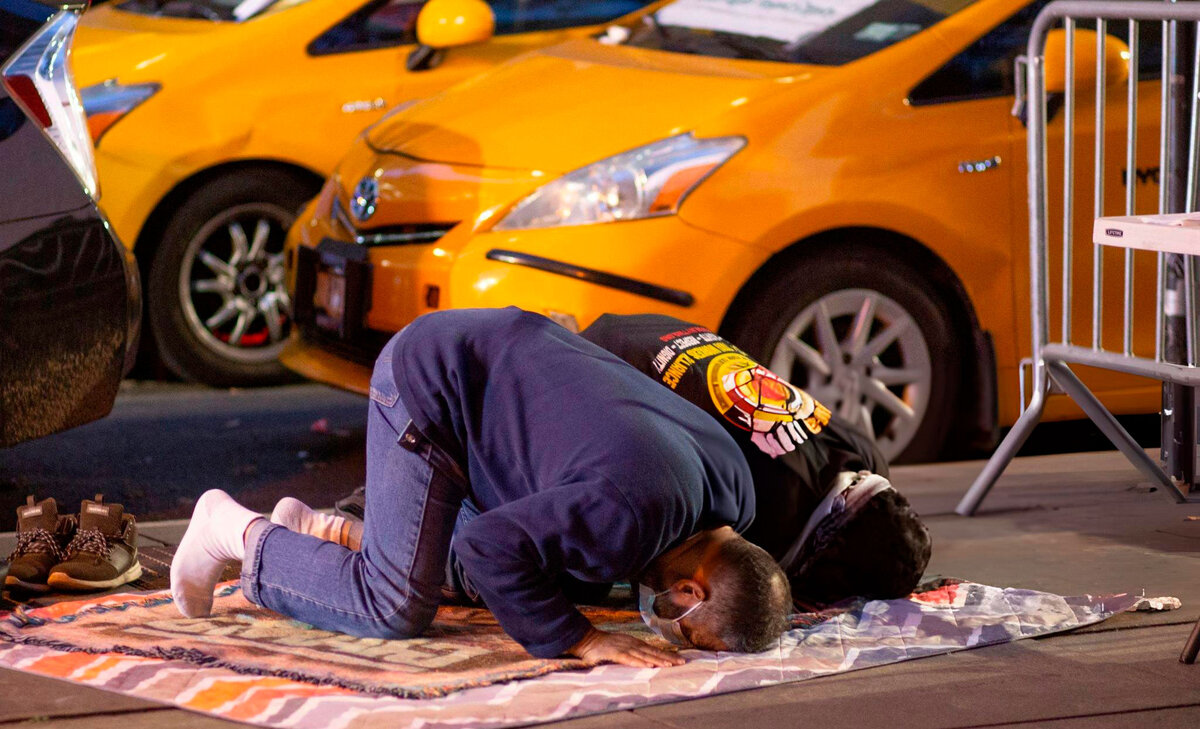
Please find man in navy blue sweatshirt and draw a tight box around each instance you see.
[171,308,790,666]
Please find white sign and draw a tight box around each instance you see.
[656,0,882,45]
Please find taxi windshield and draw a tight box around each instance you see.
[115,0,291,22]
[621,0,981,65]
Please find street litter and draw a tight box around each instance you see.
[1132,596,1183,612]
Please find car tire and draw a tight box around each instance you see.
[147,169,317,387]
[724,244,962,464]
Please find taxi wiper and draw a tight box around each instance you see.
[644,11,671,42]
[704,31,782,61]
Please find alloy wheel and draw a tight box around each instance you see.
[767,288,933,462]
[178,203,293,365]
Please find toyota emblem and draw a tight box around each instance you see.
[349,177,378,223]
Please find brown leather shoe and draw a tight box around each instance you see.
[47,495,142,591]
[5,496,75,593]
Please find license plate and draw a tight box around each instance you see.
[313,268,346,333]
[294,239,369,340]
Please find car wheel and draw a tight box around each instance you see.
[725,246,961,463]
[148,170,317,387]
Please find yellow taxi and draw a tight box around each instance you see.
[69,0,656,385]
[283,0,1166,463]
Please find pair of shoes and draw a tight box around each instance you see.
[5,495,143,593]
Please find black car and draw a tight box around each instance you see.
[0,0,140,446]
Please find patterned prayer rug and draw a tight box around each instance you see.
[0,582,612,698]
[0,580,1153,728]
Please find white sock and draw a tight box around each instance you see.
[270,497,362,550]
[171,490,260,618]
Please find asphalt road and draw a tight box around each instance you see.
[0,381,1165,532]
[0,382,367,531]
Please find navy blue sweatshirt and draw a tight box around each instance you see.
[390,308,754,658]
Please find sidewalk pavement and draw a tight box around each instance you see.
[2,449,1199,729]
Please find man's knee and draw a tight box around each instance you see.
[348,564,441,639]
[358,598,438,640]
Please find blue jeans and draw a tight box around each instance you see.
[241,344,468,639]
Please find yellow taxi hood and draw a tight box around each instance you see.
[366,39,817,171]
[73,7,226,85]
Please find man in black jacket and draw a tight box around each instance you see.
[580,314,931,608]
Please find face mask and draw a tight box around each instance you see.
[638,583,704,647]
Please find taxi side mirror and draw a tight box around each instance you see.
[407,0,496,72]
[1014,28,1131,127]
[1044,27,1130,94]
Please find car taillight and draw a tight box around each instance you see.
[0,11,99,198]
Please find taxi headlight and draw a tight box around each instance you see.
[493,133,745,231]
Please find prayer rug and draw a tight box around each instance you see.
[0,580,1151,729]
[0,582,598,698]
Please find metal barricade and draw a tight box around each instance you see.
[958,0,1200,515]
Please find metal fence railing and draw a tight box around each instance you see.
[958,0,1200,516]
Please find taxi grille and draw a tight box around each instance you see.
[332,197,456,247]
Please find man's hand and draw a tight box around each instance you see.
[569,627,685,668]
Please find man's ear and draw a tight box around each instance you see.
[671,578,707,605]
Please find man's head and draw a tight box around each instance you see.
[642,527,790,653]
[787,487,931,608]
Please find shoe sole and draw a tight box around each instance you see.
[46,562,143,591]
[3,575,50,593]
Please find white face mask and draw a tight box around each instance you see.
[637,583,704,647]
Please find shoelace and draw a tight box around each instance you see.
[8,528,62,562]
[63,528,112,560]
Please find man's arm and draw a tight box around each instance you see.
[453,480,683,666]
